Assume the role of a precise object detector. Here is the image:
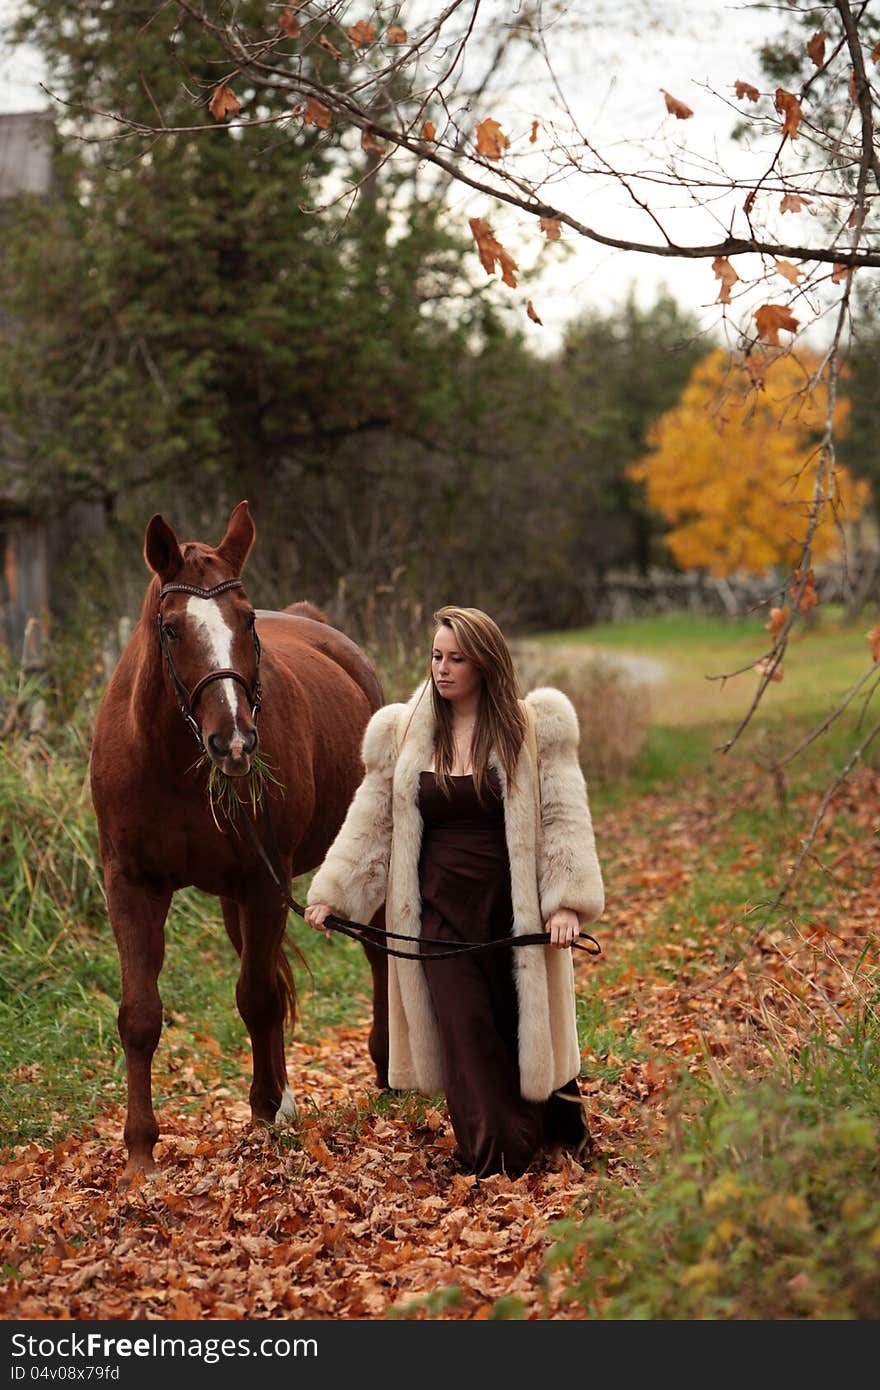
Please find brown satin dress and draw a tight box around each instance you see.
[417,767,586,1178]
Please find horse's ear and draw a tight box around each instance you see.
[215,500,255,575]
[144,513,184,580]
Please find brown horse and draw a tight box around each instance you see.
[89,501,388,1177]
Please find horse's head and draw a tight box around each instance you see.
[145,501,262,778]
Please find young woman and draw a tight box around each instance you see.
[305,606,604,1178]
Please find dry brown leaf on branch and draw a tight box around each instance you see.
[711,255,739,304]
[831,263,852,283]
[807,32,826,67]
[540,217,562,240]
[743,353,768,389]
[421,120,436,142]
[765,605,790,641]
[775,88,803,139]
[735,80,760,102]
[303,97,331,129]
[867,626,880,662]
[873,40,880,64]
[791,567,819,613]
[387,25,408,44]
[775,259,803,285]
[661,89,693,119]
[780,193,812,213]
[754,303,800,345]
[475,118,509,159]
[849,69,858,103]
[348,20,377,47]
[208,84,241,121]
[526,300,543,325]
[530,119,540,143]
[318,34,343,59]
[469,217,519,288]
[754,656,784,682]
[361,128,384,153]
[848,203,870,228]
[279,7,301,38]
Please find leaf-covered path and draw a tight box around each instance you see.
[2,768,875,1320]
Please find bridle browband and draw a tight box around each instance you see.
[157,578,262,748]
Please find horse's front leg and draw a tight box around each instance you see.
[105,865,170,1178]
[234,889,296,1125]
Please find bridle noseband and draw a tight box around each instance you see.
[157,578,262,748]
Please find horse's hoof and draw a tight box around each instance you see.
[119,1154,158,1188]
[275,1087,298,1124]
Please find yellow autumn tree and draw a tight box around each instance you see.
[628,349,869,576]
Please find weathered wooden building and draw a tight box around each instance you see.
[0,110,53,668]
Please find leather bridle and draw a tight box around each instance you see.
[157,578,262,750]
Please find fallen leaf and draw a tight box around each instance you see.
[712,256,739,304]
[780,193,812,213]
[540,217,562,240]
[348,20,377,47]
[469,217,519,287]
[807,32,826,67]
[754,303,800,345]
[774,259,802,284]
[475,117,509,159]
[303,97,331,129]
[661,89,693,119]
[526,300,543,325]
[775,88,803,140]
[387,25,408,44]
[735,80,760,102]
[208,85,241,121]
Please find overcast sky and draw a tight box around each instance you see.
[0,1,793,346]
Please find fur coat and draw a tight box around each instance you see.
[307,681,605,1100]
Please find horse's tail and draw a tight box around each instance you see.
[277,940,298,1030]
[278,932,315,1029]
[284,600,331,625]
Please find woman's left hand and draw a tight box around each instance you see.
[545,908,580,950]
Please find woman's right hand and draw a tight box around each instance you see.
[304,903,335,938]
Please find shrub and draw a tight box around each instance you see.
[512,641,652,782]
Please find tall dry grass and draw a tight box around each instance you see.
[512,640,652,782]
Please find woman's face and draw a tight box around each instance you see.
[431,626,482,707]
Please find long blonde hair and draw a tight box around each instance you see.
[430,606,526,800]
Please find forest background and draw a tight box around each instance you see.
[1,0,880,1322]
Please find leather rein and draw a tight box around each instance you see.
[157,582,600,962]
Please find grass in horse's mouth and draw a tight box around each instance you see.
[192,751,284,831]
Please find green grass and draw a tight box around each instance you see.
[539,606,880,728]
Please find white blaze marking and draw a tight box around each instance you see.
[186,595,243,736]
